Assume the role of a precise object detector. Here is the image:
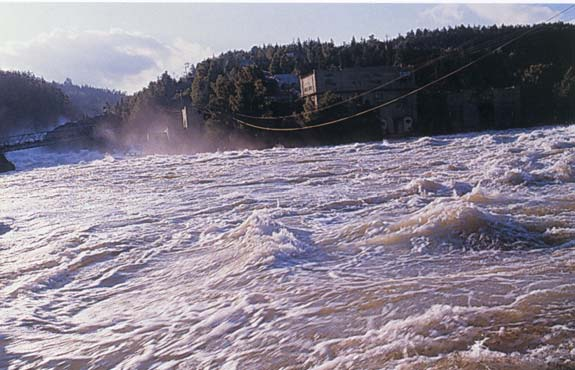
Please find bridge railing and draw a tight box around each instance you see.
[0,124,99,152]
[0,132,47,148]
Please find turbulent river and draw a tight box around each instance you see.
[1,125,575,369]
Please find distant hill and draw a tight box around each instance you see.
[53,78,124,118]
[0,72,125,137]
[0,70,70,136]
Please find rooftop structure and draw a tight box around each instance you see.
[272,74,300,90]
[265,73,301,104]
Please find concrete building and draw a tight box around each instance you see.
[299,66,417,135]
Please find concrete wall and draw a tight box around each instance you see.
[445,87,521,131]
[494,87,521,128]
[447,90,481,131]
[300,66,417,135]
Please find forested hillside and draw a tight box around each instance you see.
[188,23,575,124]
[3,23,574,147]
[53,78,124,118]
[0,71,71,136]
[103,22,574,149]
[0,72,124,137]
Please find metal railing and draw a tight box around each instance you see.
[0,124,96,153]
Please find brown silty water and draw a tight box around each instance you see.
[1,124,574,369]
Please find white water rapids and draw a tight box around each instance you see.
[1,125,575,369]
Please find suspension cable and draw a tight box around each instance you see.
[235,25,533,121]
[231,5,574,132]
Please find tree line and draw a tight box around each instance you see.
[190,23,575,124]
[0,71,123,137]
[2,23,574,147]
[106,22,574,149]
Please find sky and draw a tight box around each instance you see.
[0,3,572,93]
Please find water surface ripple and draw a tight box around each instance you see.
[1,125,575,369]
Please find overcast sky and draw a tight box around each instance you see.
[0,3,571,93]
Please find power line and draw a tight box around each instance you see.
[235,26,532,121]
[231,5,574,132]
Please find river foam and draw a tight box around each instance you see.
[1,124,574,369]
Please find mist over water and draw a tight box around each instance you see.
[1,124,575,369]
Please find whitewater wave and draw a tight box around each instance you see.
[2,124,575,369]
[310,284,575,370]
[369,195,545,252]
[4,147,110,171]
[197,209,315,276]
